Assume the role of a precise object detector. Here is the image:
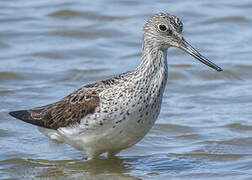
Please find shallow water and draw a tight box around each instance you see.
[1,0,252,179]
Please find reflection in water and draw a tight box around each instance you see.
[1,154,203,179]
[1,157,135,179]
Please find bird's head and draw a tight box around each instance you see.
[143,13,222,71]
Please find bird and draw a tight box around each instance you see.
[9,13,222,160]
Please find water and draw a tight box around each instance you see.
[1,0,252,179]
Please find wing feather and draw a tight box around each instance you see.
[9,88,100,130]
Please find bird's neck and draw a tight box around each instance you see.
[135,39,168,80]
[130,38,168,106]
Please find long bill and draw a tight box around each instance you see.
[179,38,223,72]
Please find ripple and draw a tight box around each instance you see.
[0,17,37,23]
[0,72,24,81]
[236,64,252,70]
[0,158,55,167]
[129,154,200,173]
[176,134,202,140]
[48,10,87,19]
[56,68,108,82]
[176,153,245,161]
[224,123,252,131]
[202,16,250,24]
[49,29,125,39]
[217,137,252,147]
[168,71,187,81]
[0,129,12,137]
[170,64,193,69]
[154,124,195,134]
[188,69,240,81]
[71,68,108,73]
[48,10,129,21]
[0,157,137,179]
[31,52,68,60]
[121,52,141,60]
[0,89,13,95]
[0,41,9,48]
[194,138,252,156]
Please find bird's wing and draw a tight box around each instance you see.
[9,87,100,130]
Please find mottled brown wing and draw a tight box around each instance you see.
[9,88,100,130]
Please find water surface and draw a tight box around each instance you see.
[1,0,252,179]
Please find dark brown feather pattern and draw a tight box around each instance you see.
[9,87,100,130]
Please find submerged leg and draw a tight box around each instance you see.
[107,150,121,158]
[85,150,103,160]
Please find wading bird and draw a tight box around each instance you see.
[9,13,222,160]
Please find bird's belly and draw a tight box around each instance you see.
[101,101,162,150]
[43,86,164,154]
[76,115,158,153]
[56,101,161,153]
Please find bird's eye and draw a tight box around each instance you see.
[159,24,167,31]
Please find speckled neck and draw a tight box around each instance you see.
[135,37,168,81]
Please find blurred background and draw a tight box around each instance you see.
[1,0,252,179]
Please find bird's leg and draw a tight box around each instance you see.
[84,150,102,160]
[107,150,121,159]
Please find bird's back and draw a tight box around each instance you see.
[8,74,127,130]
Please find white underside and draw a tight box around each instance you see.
[38,105,160,160]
